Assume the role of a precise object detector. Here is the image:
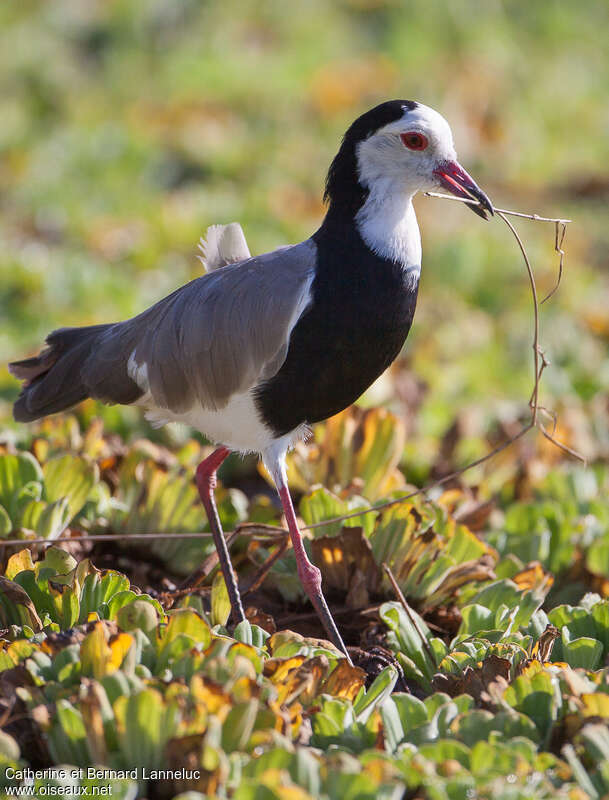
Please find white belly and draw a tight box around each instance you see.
[141,389,278,453]
[127,352,303,455]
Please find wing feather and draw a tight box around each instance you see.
[81,239,316,413]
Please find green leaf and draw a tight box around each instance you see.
[0,504,12,537]
[392,694,429,735]
[108,590,163,622]
[52,644,82,685]
[467,579,541,633]
[586,536,609,578]
[452,709,540,746]
[35,498,71,540]
[159,608,212,656]
[458,604,495,635]
[221,699,259,752]
[211,571,231,627]
[38,547,77,576]
[43,454,98,523]
[0,575,43,631]
[380,602,435,686]
[233,619,253,645]
[353,665,398,723]
[0,452,42,519]
[592,601,609,655]
[300,487,373,538]
[48,700,91,766]
[59,585,80,630]
[12,482,43,526]
[111,461,207,575]
[312,697,353,742]
[79,572,103,622]
[115,688,179,770]
[99,571,131,602]
[117,599,158,636]
[379,698,405,752]
[18,498,45,533]
[504,670,558,740]
[419,738,471,768]
[562,636,603,670]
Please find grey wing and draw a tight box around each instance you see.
[82,239,316,413]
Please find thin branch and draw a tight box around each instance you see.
[539,424,587,463]
[540,221,567,304]
[0,523,287,549]
[495,210,541,424]
[423,191,572,223]
[303,423,533,531]
[383,563,436,667]
[243,533,289,595]
[0,531,212,548]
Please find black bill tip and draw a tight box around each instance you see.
[433,160,494,221]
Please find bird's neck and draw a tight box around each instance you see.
[318,181,422,280]
[354,181,421,271]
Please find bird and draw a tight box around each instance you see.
[9,100,493,662]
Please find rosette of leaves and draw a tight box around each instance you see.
[545,593,609,670]
[0,451,98,541]
[106,445,249,575]
[276,488,498,612]
[2,545,390,796]
[492,465,609,604]
[11,418,250,577]
[267,406,408,500]
[378,561,555,692]
[0,549,603,799]
[376,603,609,796]
[0,546,162,645]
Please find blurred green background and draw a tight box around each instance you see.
[1,0,608,472]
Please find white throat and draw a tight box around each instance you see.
[354,180,422,278]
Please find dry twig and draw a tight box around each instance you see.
[383,563,437,667]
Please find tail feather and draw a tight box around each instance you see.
[10,324,113,422]
[9,349,57,383]
[197,222,251,272]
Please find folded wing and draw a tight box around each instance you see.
[82,239,316,414]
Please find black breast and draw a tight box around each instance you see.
[255,217,419,437]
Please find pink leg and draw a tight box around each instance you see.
[195,447,245,625]
[277,483,352,664]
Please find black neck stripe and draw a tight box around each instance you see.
[323,100,418,217]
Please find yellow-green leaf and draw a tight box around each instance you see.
[43,454,98,523]
[211,572,231,627]
[81,622,112,679]
[5,549,35,580]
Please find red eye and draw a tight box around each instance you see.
[400,132,428,151]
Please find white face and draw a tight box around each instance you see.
[356,103,458,195]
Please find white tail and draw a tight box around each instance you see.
[197,222,251,272]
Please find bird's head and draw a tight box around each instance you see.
[325,100,493,220]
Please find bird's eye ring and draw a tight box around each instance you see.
[400,132,428,151]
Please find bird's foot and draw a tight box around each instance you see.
[297,562,352,665]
